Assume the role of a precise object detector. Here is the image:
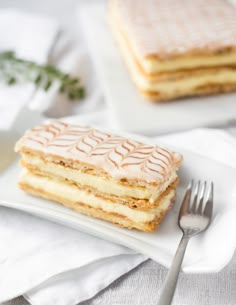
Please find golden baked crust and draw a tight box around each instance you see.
[20,158,179,210]
[20,152,161,188]
[140,82,236,102]
[18,181,175,232]
[20,160,179,211]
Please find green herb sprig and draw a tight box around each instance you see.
[0,51,85,100]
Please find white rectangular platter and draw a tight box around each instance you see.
[0,135,235,274]
[80,3,236,135]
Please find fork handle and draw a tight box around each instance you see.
[157,235,190,305]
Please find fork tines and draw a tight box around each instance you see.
[180,180,213,217]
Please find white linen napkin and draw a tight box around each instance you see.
[157,128,236,168]
[0,9,60,130]
[0,207,144,304]
[0,9,58,62]
[0,8,105,129]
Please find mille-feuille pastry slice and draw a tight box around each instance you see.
[108,0,236,101]
[15,121,182,232]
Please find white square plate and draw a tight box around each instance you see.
[0,130,235,274]
[80,3,236,135]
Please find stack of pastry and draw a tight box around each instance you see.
[15,121,182,232]
[108,0,236,101]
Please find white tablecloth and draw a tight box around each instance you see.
[1,254,236,305]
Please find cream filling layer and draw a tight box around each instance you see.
[20,171,175,223]
[22,154,177,202]
[136,69,236,92]
[109,15,236,93]
[109,6,236,74]
[141,53,236,74]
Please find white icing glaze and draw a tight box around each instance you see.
[15,121,182,183]
[111,0,236,59]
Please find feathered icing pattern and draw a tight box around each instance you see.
[112,0,236,58]
[26,121,68,146]
[16,121,181,182]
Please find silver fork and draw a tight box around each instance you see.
[157,180,214,305]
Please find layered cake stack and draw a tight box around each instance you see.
[108,0,236,101]
[15,121,182,232]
